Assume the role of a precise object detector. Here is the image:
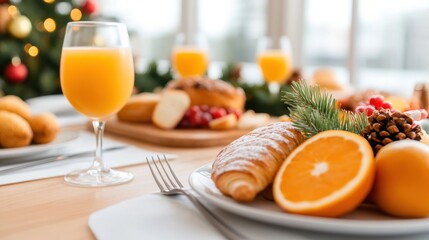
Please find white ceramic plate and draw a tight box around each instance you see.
[0,131,79,159]
[189,164,429,236]
[26,94,76,115]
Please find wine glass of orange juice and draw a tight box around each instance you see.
[172,33,208,78]
[257,36,293,95]
[60,21,134,187]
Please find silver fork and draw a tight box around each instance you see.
[146,155,247,240]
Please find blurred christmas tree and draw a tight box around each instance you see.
[0,0,96,99]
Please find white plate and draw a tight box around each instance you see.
[189,164,429,236]
[26,94,76,115]
[0,131,79,159]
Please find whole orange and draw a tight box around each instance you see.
[372,140,429,218]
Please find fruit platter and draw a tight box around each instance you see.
[195,80,429,235]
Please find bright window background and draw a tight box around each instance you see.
[97,0,429,96]
[358,0,429,96]
[198,0,266,62]
[303,0,429,97]
[98,0,180,70]
[304,0,351,68]
[302,0,351,87]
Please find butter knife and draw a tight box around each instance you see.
[0,146,127,175]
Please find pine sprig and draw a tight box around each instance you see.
[282,81,367,138]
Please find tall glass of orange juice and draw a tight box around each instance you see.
[257,36,293,95]
[172,33,208,78]
[60,21,134,187]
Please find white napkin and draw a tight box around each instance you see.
[88,194,428,240]
[0,131,175,185]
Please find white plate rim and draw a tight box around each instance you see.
[26,94,75,115]
[0,131,79,159]
[188,164,429,236]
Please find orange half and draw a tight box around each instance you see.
[273,130,375,217]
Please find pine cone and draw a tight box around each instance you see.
[361,109,423,154]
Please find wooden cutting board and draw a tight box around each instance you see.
[104,118,251,148]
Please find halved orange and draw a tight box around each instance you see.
[273,130,375,217]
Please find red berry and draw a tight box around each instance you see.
[189,105,200,116]
[226,108,242,119]
[210,107,227,119]
[178,119,192,128]
[200,105,210,112]
[365,105,375,117]
[189,111,202,127]
[369,95,384,109]
[234,109,242,119]
[183,109,191,118]
[355,105,366,113]
[226,108,235,114]
[200,112,212,127]
[381,101,392,110]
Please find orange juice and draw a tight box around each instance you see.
[258,50,292,83]
[60,47,134,118]
[172,47,208,77]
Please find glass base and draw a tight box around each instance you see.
[64,168,134,187]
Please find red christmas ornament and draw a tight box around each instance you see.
[4,58,28,83]
[82,0,97,14]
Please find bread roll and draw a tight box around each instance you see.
[29,113,60,144]
[117,93,161,123]
[237,110,271,130]
[152,90,190,129]
[312,68,343,91]
[209,114,237,130]
[0,110,33,148]
[211,122,305,202]
[0,95,31,121]
[165,77,245,111]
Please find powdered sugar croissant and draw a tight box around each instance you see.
[211,122,305,202]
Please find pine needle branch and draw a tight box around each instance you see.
[282,81,367,138]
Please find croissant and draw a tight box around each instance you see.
[211,122,305,202]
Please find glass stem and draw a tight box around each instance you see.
[268,82,280,96]
[91,120,107,172]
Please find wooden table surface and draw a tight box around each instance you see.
[0,125,225,240]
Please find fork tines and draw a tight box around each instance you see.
[146,155,183,192]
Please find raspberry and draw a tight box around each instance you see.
[179,106,239,128]
[200,105,210,113]
[210,107,227,119]
[189,111,202,127]
[189,105,200,117]
[226,108,242,119]
[200,112,212,127]
[233,109,242,119]
[178,119,192,128]
[369,95,384,110]
[381,101,392,110]
[355,105,366,113]
[365,105,375,117]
